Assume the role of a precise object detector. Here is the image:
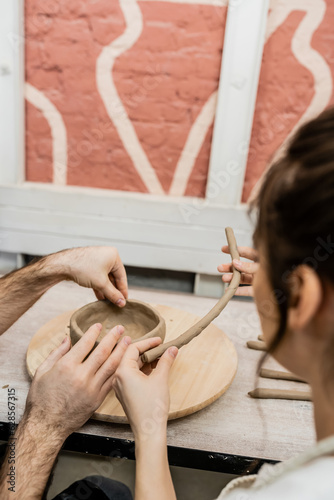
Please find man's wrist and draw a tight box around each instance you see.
[0,412,67,499]
[35,251,71,283]
[19,410,68,450]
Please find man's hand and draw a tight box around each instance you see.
[54,246,128,306]
[27,322,131,436]
[0,245,128,336]
[0,324,131,499]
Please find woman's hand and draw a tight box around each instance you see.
[218,246,259,297]
[112,337,178,441]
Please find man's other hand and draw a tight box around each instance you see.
[25,324,131,438]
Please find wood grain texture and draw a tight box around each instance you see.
[26,304,238,423]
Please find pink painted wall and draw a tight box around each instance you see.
[25,1,334,201]
[25,0,227,196]
[243,1,334,201]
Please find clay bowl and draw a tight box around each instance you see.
[70,299,166,347]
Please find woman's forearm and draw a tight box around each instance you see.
[0,254,65,335]
[135,433,177,500]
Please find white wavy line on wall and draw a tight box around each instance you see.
[141,0,228,5]
[287,0,332,137]
[169,91,217,196]
[266,1,291,41]
[96,0,164,195]
[25,82,68,185]
[249,0,332,200]
[269,0,332,165]
[267,0,323,39]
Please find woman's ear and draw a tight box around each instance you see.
[287,265,322,331]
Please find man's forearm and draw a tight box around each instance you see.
[0,253,67,335]
[135,434,177,500]
[0,412,65,500]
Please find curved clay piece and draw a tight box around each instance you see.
[248,388,311,401]
[70,299,166,347]
[141,227,241,364]
[260,368,306,383]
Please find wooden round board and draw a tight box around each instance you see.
[26,304,238,423]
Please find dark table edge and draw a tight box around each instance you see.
[0,421,278,475]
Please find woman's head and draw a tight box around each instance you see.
[252,107,334,382]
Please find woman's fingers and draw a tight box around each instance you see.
[218,247,257,297]
[217,263,233,273]
[221,272,254,285]
[120,337,163,370]
[154,347,178,379]
[84,325,124,373]
[102,338,163,397]
[233,259,259,274]
[218,246,258,276]
[234,286,254,297]
[221,245,258,261]
[218,252,259,278]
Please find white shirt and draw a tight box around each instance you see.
[216,435,334,500]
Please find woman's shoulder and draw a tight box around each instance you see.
[216,434,334,500]
[217,456,334,499]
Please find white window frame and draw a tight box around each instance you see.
[0,0,269,276]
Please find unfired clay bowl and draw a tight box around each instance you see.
[70,299,166,347]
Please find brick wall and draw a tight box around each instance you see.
[25,0,227,196]
[25,0,334,200]
[243,1,334,201]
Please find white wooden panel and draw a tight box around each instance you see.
[0,207,244,252]
[0,184,251,229]
[0,0,24,184]
[194,273,225,298]
[206,0,269,205]
[0,184,251,230]
[0,251,18,273]
[0,185,253,274]
[0,229,228,274]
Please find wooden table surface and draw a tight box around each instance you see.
[0,281,315,473]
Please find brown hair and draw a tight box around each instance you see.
[252,106,334,355]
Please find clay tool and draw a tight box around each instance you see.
[247,340,267,351]
[141,227,241,364]
[260,368,306,383]
[248,388,311,401]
